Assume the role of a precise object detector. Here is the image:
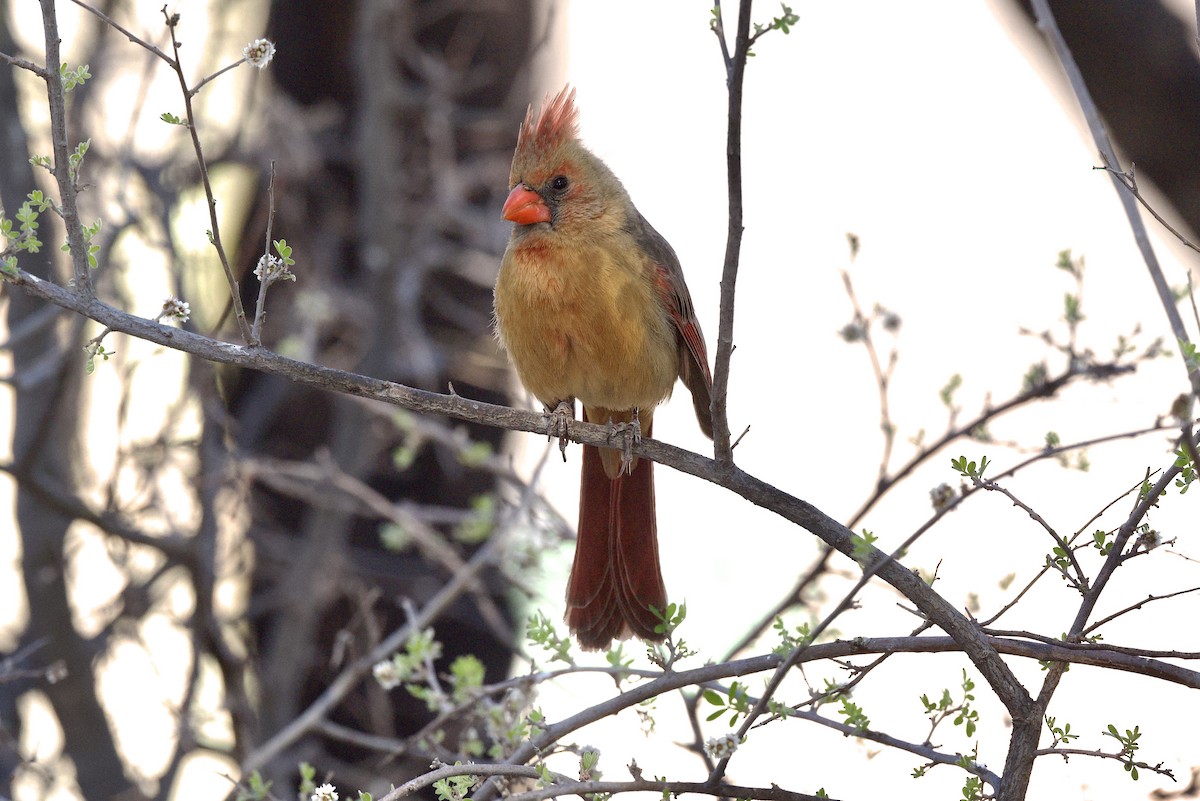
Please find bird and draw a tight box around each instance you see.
[493,86,713,650]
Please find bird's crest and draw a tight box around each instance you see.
[516,85,579,160]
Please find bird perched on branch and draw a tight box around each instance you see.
[493,86,713,650]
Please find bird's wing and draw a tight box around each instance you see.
[633,213,714,439]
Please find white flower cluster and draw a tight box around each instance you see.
[162,297,192,321]
[310,783,337,801]
[372,658,403,690]
[929,482,956,511]
[1137,527,1162,550]
[704,732,740,761]
[255,253,294,284]
[161,296,190,322]
[243,38,276,69]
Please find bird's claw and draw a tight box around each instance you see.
[546,399,575,461]
[607,407,642,475]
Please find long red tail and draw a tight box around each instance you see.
[565,426,666,650]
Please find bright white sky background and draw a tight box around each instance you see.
[3,1,1198,799]
[529,2,1199,800]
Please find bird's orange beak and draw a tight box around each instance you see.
[502,185,551,225]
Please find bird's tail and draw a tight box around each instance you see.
[565,426,666,650]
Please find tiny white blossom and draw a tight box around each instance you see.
[310,784,337,801]
[243,38,276,69]
[255,253,294,284]
[373,658,402,690]
[703,732,739,761]
[254,254,278,280]
[1137,528,1162,550]
[45,660,68,684]
[929,483,956,511]
[161,296,190,322]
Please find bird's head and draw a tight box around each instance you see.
[503,86,629,240]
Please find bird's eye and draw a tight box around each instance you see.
[549,175,570,194]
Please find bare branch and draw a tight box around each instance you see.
[0,50,51,77]
[39,0,92,296]
[158,8,254,342]
[710,0,754,466]
[68,0,176,65]
[1032,0,1200,401]
[241,530,509,773]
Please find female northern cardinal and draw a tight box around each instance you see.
[493,87,713,650]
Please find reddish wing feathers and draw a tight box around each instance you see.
[637,214,715,440]
[655,266,713,403]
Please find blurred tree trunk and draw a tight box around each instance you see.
[230,0,535,785]
[0,4,129,797]
[4,0,537,794]
[1014,0,1200,238]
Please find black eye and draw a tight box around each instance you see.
[549,175,569,194]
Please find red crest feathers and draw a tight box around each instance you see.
[516,85,579,159]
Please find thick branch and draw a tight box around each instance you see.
[7,264,1036,729]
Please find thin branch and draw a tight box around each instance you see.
[68,0,176,65]
[984,628,1200,661]
[710,0,754,465]
[39,0,91,297]
[241,530,508,773]
[1096,165,1200,255]
[1069,453,1193,638]
[975,477,1087,591]
[382,760,824,801]
[499,784,819,801]
[711,1,733,72]
[249,161,277,343]
[1032,0,1200,401]
[467,632,1200,800]
[242,455,481,578]
[158,8,254,343]
[0,459,196,565]
[189,57,247,98]
[841,268,897,488]
[718,546,834,661]
[1035,746,1176,781]
[1081,585,1200,635]
[729,417,1167,661]
[0,50,51,77]
[979,563,1053,627]
[764,704,1002,790]
[846,358,1134,527]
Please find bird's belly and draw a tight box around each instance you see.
[496,262,677,411]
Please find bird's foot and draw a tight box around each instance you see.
[607,407,642,475]
[545,399,575,461]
